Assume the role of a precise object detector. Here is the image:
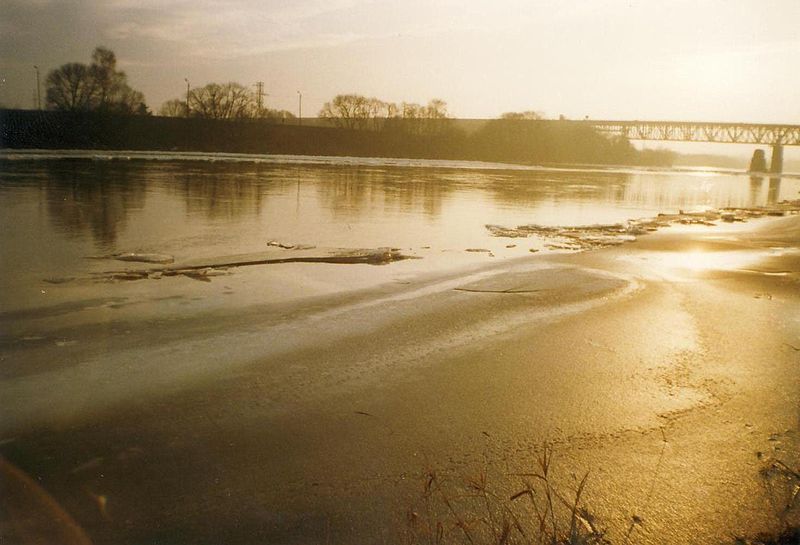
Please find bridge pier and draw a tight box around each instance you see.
[749,149,767,172]
[770,144,783,174]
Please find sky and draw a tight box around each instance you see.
[1,0,799,157]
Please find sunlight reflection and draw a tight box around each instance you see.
[646,249,763,272]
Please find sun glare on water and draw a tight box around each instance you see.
[637,249,771,277]
[661,250,759,271]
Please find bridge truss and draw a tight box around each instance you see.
[585,120,800,146]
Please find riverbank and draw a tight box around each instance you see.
[0,109,672,166]
[1,209,798,544]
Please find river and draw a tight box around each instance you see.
[1,151,797,314]
[1,151,798,545]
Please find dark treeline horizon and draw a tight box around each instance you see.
[0,108,677,167]
[22,45,672,167]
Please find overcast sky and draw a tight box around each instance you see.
[2,0,799,129]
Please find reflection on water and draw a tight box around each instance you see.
[747,174,784,206]
[168,164,268,220]
[768,177,781,205]
[750,176,763,204]
[315,167,450,219]
[645,250,763,272]
[43,162,146,248]
[1,153,798,303]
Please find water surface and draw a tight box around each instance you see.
[1,151,797,317]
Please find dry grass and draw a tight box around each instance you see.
[402,445,607,545]
[402,448,800,545]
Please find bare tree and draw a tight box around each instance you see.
[367,98,396,130]
[90,47,121,109]
[319,94,452,134]
[45,46,148,113]
[395,99,451,135]
[115,87,148,115]
[423,99,450,135]
[319,94,375,130]
[425,99,448,119]
[188,82,254,119]
[159,99,187,117]
[45,63,96,111]
[385,101,400,119]
[401,102,423,120]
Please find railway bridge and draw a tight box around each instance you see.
[583,120,800,173]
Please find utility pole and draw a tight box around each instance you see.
[254,81,265,116]
[184,78,190,117]
[297,91,302,126]
[33,65,41,109]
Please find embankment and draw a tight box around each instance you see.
[0,109,465,159]
[0,109,675,166]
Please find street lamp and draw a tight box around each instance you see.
[185,78,190,117]
[33,65,41,109]
[297,91,302,126]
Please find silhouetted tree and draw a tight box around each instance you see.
[388,99,451,136]
[401,102,419,123]
[366,98,395,130]
[188,82,254,119]
[319,94,375,129]
[160,83,293,120]
[45,46,148,113]
[89,47,146,113]
[320,94,452,134]
[45,63,96,111]
[422,98,450,135]
[159,99,187,117]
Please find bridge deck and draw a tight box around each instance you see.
[583,120,800,146]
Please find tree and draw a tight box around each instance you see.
[319,94,452,134]
[390,99,451,136]
[319,94,375,130]
[422,99,450,135]
[188,82,254,119]
[159,99,187,117]
[89,47,147,113]
[115,87,148,115]
[366,98,394,130]
[160,82,288,120]
[90,47,121,110]
[45,63,96,111]
[45,46,148,113]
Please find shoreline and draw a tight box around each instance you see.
[3,148,800,179]
[1,212,797,427]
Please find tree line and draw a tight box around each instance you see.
[159,82,295,121]
[43,47,296,121]
[37,47,674,166]
[40,46,505,134]
[318,94,452,136]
